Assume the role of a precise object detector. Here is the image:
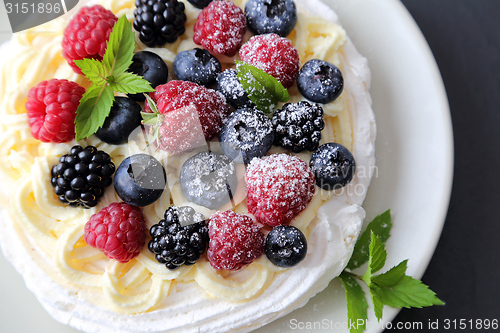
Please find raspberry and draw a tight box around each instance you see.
[245,154,316,227]
[26,79,85,143]
[145,80,230,143]
[239,33,300,89]
[62,5,118,74]
[193,0,246,57]
[207,210,265,271]
[84,202,147,263]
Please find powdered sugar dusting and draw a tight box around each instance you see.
[193,0,247,57]
[239,33,300,88]
[207,210,265,271]
[245,153,316,226]
[145,80,230,141]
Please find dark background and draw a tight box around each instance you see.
[390,0,500,331]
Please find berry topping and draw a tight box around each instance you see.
[144,80,230,141]
[95,97,142,145]
[180,152,238,210]
[297,59,344,103]
[114,154,166,207]
[173,48,222,86]
[148,206,209,269]
[245,0,297,37]
[245,154,315,226]
[26,79,85,143]
[219,108,275,164]
[216,69,254,109]
[309,142,356,190]
[239,33,300,89]
[265,225,307,267]
[84,202,147,263]
[133,0,187,47]
[272,101,325,152]
[186,0,213,9]
[128,51,169,102]
[62,5,118,74]
[193,0,246,57]
[207,210,265,271]
[50,145,115,208]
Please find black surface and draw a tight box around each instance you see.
[390,0,500,331]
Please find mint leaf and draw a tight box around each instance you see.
[347,210,392,270]
[235,60,289,114]
[339,273,368,333]
[365,232,387,279]
[75,85,114,141]
[377,275,445,308]
[369,285,384,321]
[372,260,408,287]
[109,72,154,94]
[103,15,135,75]
[74,58,109,86]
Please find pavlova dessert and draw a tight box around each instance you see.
[0,0,376,332]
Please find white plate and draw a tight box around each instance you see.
[0,0,453,332]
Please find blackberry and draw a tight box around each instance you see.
[133,0,187,47]
[272,101,325,153]
[50,145,115,208]
[148,206,209,270]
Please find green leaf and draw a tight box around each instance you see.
[368,232,387,275]
[339,273,368,333]
[108,72,154,94]
[372,260,408,287]
[74,58,109,86]
[103,15,135,75]
[377,275,445,309]
[235,60,289,114]
[75,85,114,141]
[369,285,384,321]
[347,209,392,270]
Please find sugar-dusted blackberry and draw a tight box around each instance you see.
[50,145,115,208]
[133,0,187,47]
[272,101,325,153]
[148,206,208,270]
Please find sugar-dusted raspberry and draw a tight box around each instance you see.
[245,154,316,227]
[26,79,85,143]
[193,0,246,57]
[62,5,118,74]
[145,80,230,143]
[239,33,300,89]
[84,202,147,263]
[207,210,265,271]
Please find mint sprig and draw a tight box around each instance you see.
[74,15,154,141]
[235,60,289,114]
[339,210,444,332]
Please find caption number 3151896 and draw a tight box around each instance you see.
[3,0,80,33]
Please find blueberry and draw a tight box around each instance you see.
[114,154,166,206]
[245,0,297,37]
[173,48,222,86]
[95,97,142,145]
[128,51,169,101]
[309,142,355,190]
[186,0,212,9]
[216,69,254,109]
[219,108,275,164]
[179,151,238,210]
[265,225,307,267]
[297,59,344,104]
